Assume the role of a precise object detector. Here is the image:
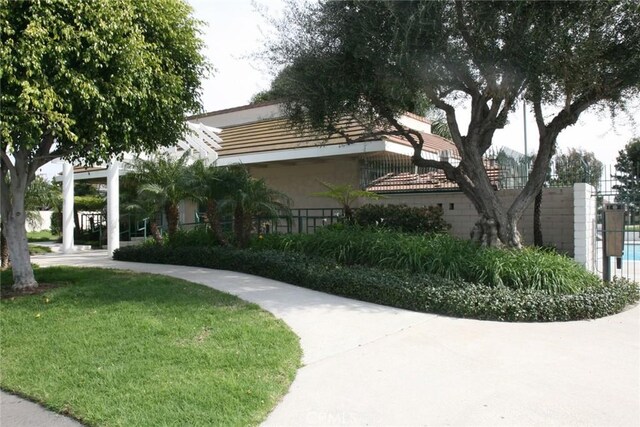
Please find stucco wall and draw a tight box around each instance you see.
[248,157,362,209]
[194,158,576,255]
[371,187,575,255]
[25,210,54,233]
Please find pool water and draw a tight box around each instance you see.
[623,244,639,261]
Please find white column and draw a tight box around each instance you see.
[573,183,596,272]
[107,160,120,255]
[62,162,74,253]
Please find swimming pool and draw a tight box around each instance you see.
[623,243,639,261]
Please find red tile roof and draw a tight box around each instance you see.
[366,167,502,193]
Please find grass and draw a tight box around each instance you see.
[1,267,301,426]
[26,230,58,242]
[28,244,52,255]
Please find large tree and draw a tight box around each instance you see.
[265,0,640,248]
[0,0,207,289]
[553,149,603,189]
[614,138,640,209]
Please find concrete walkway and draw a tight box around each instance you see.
[3,251,639,426]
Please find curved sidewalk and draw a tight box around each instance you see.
[4,251,640,426]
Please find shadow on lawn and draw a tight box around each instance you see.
[0,266,246,310]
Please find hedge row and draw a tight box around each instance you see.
[113,245,639,322]
[253,229,601,294]
[354,204,450,234]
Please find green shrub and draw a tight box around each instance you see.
[254,229,601,294]
[354,204,450,234]
[75,195,106,211]
[50,211,62,235]
[166,226,219,248]
[113,245,639,322]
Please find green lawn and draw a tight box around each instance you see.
[28,244,52,255]
[1,267,301,426]
[26,230,58,242]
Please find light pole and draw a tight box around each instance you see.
[523,99,528,159]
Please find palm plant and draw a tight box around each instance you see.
[189,160,229,245]
[24,176,62,230]
[221,173,292,248]
[128,151,193,239]
[312,182,383,221]
[120,175,164,243]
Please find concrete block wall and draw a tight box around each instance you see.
[371,187,575,255]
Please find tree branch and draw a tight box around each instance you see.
[0,150,17,178]
[425,90,465,151]
[509,91,598,221]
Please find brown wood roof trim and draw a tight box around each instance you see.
[221,120,366,142]
[73,166,107,173]
[402,111,432,124]
[216,117,381,156]
[187,100,282,121]
[383,133,457,155]
[188,101,431,127]
[217,137,378,157]
[189,105,455,159]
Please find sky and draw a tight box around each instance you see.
[190,0,639,164]
[40,0,639,178]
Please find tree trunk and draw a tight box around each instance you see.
[206,199,227,246]
[452,155,524,249]
[1,161,38,290]
[343,204,354,223]
[165,203,179,237]
[73,206,80,238]
[533,189,543,247]
[4,213,36,289]
[241,214,253,248]
[149,221,163,244]
[470,211,522,249]
[233,204,250,248]
[1,222,9,268]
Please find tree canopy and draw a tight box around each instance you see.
[265,0,640,247]
[1,0,208,289]
[553,149,603,189]
[1,0,207,166]
[614,138,640,209]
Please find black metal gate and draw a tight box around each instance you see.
[597,166,638,283]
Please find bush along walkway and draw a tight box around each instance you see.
[28,251,640,427]
[114,245,639,322]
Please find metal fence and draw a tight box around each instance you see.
[595,165,638,282]
[78,212,152,245]
[359,155,609,193]
[257,208,344,234]
[360,156,639,282]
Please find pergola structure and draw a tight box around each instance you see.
[56,122,222,255]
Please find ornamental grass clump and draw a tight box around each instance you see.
[255,228,601,294]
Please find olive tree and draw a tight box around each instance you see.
[0,0,208,289]
[265,0,640,247]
